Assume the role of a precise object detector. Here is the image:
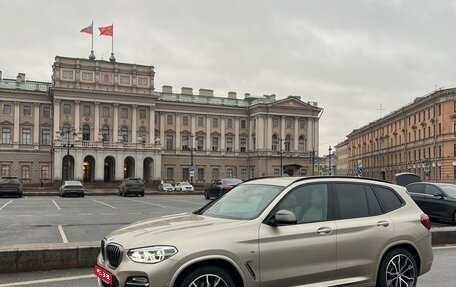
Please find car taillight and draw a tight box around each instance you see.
[225,185,233,191]
[420,213,431,230]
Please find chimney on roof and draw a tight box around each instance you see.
[17,73,26,83]
[181,87,193,95]
[228,92,237,99]
[199,89,214,97]
[162,85,173,94]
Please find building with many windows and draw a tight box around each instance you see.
[0,56,322,186]
[346,88,456,183]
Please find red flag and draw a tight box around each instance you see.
[98,25,113,36]
[80,23,93,35]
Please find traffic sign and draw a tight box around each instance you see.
[189,165,195,176]
[357,167,363,175]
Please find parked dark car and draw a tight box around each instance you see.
[118,177,145,197]
[204,178,243,199]
[0,176,23,198]
[59,180,85,197]
[406,182,456,224]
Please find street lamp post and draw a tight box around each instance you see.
[189,134,195,184]
[328,145,332,175]
[60,127,76,180]
[279,137,284,176]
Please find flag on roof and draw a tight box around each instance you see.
[98,25,113,36]
[80,23,93,35]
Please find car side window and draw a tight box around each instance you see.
[425,185,440,196]
[334,183,370,219]
[372,186,404,213]
[407,184,425,194]
[277,183,329,224]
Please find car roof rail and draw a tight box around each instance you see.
[291,175,390,185]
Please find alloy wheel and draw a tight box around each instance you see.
[187,273,229,287]
[385,254,416,287]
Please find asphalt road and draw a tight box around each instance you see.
[0,246,454,287]
[0,194,208,245]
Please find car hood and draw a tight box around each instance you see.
[105,212,248,249]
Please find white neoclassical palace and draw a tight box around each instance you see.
[0,56,322,185]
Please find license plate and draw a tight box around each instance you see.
[94,264,113,284]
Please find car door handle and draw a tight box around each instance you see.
[317,227,332,235]
[377,221,390,227]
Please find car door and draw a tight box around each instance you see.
[258,183,336,286]
[333,183,394,283]
[424,184,451,220]
[406,183,428,211]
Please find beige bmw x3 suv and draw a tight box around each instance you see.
[95,176,433,287]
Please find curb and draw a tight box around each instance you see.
[0,231,454,274]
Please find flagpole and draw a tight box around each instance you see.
[109,23,116,62]
[89,20,95,60]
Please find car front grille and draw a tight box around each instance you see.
[106,244,123,268]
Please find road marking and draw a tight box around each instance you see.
[434,245,456,250]
[52,200,61,210]
[125,198,167,208]
[101,213,117,216]
[127,212,142,215]
[165,197,205,205]
[45,214,61,217]
[77,213,93,216]
[0,274,95,287]
[57,225,68,243]
[16,215,33,217]
[0,200,13,211]
[91,199,117,209]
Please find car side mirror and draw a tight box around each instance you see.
[270,210,297,226]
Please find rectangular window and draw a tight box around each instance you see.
[197,116,204,127]
[102,106,110,117]
[227,167,234,178]
[22,128,31,144]
[83,105,91,116]
[181,135,189,150]
[240,119,247,129]
[42,129,51,145]
[182,115,189,126]
[212,168,220,180]
[240,138,246,152]
[212,136,219,151]
[121,107,129,118]
[212,117,219,128]
[299,119,305,129]
[166,135,173,150]
[21,165,30,180]
[2,128,11,144]
[1,165,10,176]
[167,114,173,124]
[272,117,279,128]
[41,165,50,180]
[3,104,11,115]
[240,168,247,180]
[274,168,281,176]
[166,168,174,181]
[139,109,147,119]
[63,104,71,115]
[23,105,31,117]
[286,118,292,128]
[335,183,370,219]
[226,118,233,129]
[197,168,204,181]
[42,106,50,118]
[197,135,204,151]
[226,137,233,151]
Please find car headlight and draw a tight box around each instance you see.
[127,246,178,264]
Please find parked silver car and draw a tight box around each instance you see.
[0,176,23,198]
[59,180,85,197]
[174,181,194,192]
[96,176,433,287]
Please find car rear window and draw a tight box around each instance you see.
[372,186,404,212]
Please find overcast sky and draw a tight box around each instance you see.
[1,0,456,155]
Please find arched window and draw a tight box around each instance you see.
[120,126,128,142]
[102,125,110,141]
[298,136,305,151]
[82,125,90,141]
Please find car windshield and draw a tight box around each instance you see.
[203,184,283,220]
[163,183,173,187]
[66,181,82,185]
[439,185,456,198]
[181,182,192,186]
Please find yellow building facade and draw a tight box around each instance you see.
[347,88,456,183]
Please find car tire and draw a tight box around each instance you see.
[140,192,144,197]
[80,193,84,197]
[204,191,209,199]
[377,248,417,287]
[177,265,236,287]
